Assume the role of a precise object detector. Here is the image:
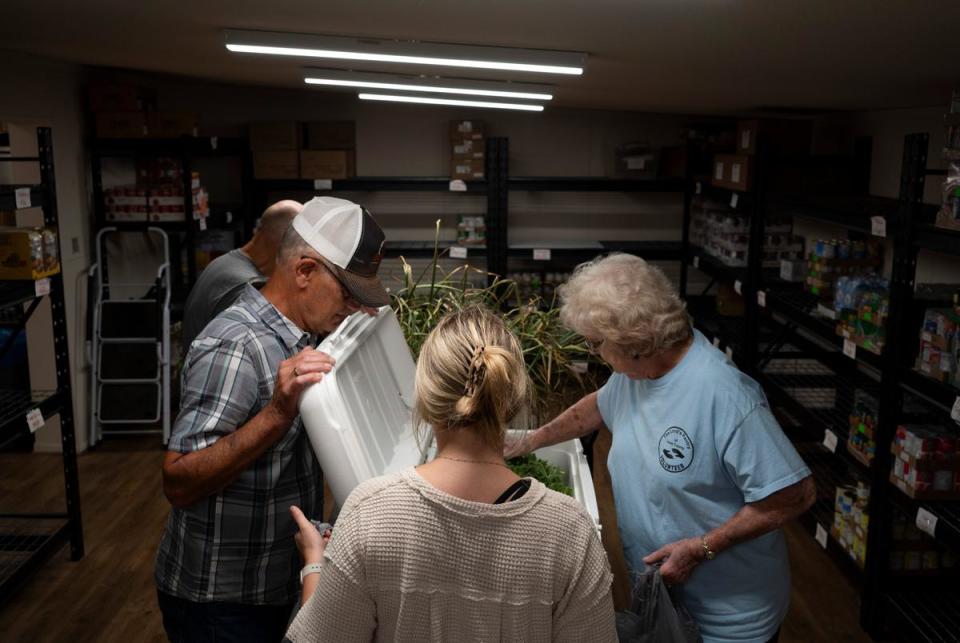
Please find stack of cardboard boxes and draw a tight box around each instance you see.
[0,121,41,185]
[103,154,208,223]
[89,82,196,139]
[250,121,355,180]
[450,120,485,181]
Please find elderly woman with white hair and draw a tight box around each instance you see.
[508,253,816,643]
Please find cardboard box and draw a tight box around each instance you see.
[449,120,485,140]
[451,159,485,181]
[87,83,157,113]
[147,113,197,138]
[711,154,751,191]
[0,227,60,280]
[0,122,42,184]
[253,150,300,179]
[616,142,658,178]
[249,121,301,150]
[96,112,148,138]
[451,138,485,160]
[305,121,355,150]
[299,150,354,180]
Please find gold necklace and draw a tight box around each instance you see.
[435,455,511,469]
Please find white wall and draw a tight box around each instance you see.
[0,50,91,452]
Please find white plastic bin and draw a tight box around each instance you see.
[298,308,601,535]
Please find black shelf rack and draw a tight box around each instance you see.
[89,135,252,303]
[886,592,960,643]
[680,128,960,641]
[0,127,84,605]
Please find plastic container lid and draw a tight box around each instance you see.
[299,308,602,536]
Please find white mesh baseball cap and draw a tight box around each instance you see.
[292,196,389,307]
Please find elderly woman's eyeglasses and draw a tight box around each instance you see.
[583,338,605,354]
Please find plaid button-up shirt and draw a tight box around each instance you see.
[156,285,322,605]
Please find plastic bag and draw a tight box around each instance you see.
[615,565,701,643]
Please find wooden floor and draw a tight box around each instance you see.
[0,433,873,643]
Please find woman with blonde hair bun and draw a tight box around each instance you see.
[285,305,616,642]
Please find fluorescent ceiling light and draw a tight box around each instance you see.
[358,93,544,112]
[304,69,553,100]
[225,29,585,75]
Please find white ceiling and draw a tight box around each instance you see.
[2,0,959,114]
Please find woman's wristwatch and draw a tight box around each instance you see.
[700,535,716,561]
[300,561,325,585]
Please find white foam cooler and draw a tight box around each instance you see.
[298,308,601,534]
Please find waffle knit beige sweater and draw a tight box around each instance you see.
[286,467,616,642]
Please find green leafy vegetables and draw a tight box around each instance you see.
[507,454,573,496]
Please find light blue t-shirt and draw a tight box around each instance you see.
[597,329,811,643]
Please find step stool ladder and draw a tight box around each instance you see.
[87,227,171,445]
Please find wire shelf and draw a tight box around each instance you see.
[887,591,960,643]
[0,515,69,597]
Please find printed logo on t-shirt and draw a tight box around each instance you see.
[658,427,694,473]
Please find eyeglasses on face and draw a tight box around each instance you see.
[300,255,360,307]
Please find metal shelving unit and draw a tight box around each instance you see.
[679,127,960,641]
[89,135,252,306]
[0,127,84,605]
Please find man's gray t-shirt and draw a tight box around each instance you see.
[180,249,266,357]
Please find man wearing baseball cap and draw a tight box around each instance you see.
[155,197,388,642]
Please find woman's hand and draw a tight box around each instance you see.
[290,505,331,565]
[643,537,703,586]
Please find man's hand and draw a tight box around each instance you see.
[266,347,335,425]
[504,430,537,460]
[643,537,703,586]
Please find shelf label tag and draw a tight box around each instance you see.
[731,163,742,184]
[870,216,887,238]
[725,346,734,360]
[815,523,828,549]
[448,179,467,192]
[843,338,857,359]
[198,217,207,231]
[951,396,960,423]
[915,507,938,538]
[757,290,767,308]
[313,179,333,191]
[693,255,700,269]
[26,408,44,433]
[15,187,31,209]
[695,181,702,195]
[449,246,468,259]
[822,428,839,453]
[730,192,739,208]
[225,211,233,224]
[712,337,721,348]
[533,248,551,261]
[714,162,724,181]
[817,304,838,320]
[34,278,50,297]
[734,279,742,295]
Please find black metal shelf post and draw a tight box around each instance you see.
[0,127,84,605]
[485,137,509,284]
